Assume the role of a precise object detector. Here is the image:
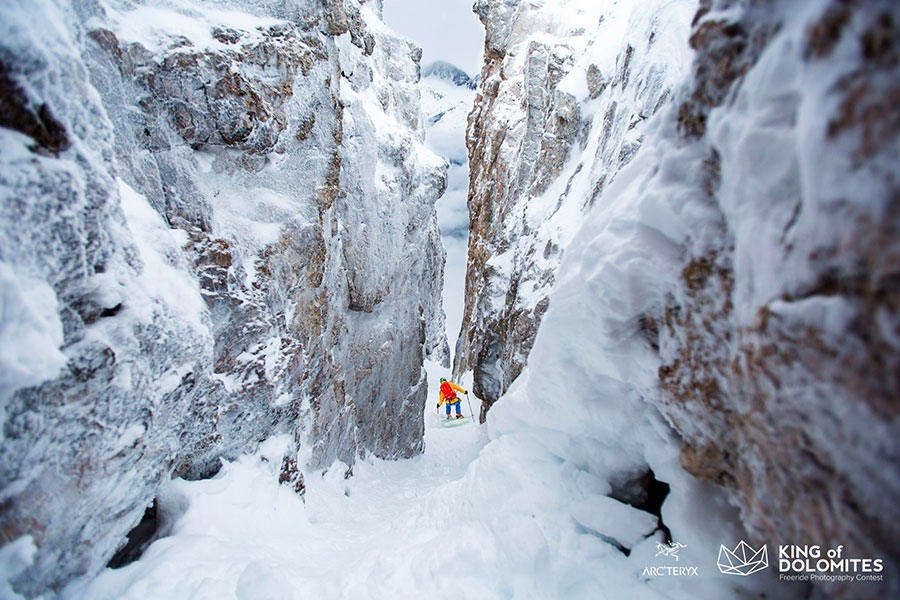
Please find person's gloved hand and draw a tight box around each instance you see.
[464,390,469,395]
[435,403,440,409]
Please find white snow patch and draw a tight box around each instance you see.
[0,536,36,600]
[98,0,286,57]
[116,424,146,450]
[156,364,193,396]
[208,186,298,252]
[272,393,292,408]
[117,178,208,337]
[0,264,67,404]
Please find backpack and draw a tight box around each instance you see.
[440,381,456,400]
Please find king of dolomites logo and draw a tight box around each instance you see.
[717,540,769,576]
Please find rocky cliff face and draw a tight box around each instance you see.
[0,0,447,595]
[657,0,900,593]
[457,0,696,416]
[466,0,900,597]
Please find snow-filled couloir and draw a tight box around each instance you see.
[1,0,898,598]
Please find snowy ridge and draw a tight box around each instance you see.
[420,62,475,228]
[421,60,478,89]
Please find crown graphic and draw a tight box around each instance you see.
[717,540,769,576]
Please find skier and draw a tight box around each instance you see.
[437,378,467,419]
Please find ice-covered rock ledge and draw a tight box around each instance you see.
[0,0,447,595]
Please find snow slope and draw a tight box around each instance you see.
[62,363,489,600]
[61,361,793,599]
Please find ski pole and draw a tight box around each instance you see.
[465,392,475,422]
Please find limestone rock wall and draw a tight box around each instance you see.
[656,1,900,595]
[0,0,447,595]
[465,0,900,597]
[457,0,696,417]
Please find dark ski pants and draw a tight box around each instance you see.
[446,401,461,416]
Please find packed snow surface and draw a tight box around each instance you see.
[64,364,490,600]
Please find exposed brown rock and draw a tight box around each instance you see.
[279,455,307,497]
[0,62,70,156]
[459,4,684,412]
[805,3,853,59]
[826,11,900,160]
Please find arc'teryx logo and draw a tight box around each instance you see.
[655,541,687,561]
[717,541,769,576]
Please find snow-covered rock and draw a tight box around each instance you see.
[457,0,697,415]
[465,0,900,598]
[0,0,447,595]
[656,2,900,595]
[421,60,478,90]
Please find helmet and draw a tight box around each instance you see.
[440,378,446,383]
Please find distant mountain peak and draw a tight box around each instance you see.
[422,61,477,89]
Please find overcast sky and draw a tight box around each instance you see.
[382,0,485,76]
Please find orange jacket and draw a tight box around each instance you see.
[438,380,466,406]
